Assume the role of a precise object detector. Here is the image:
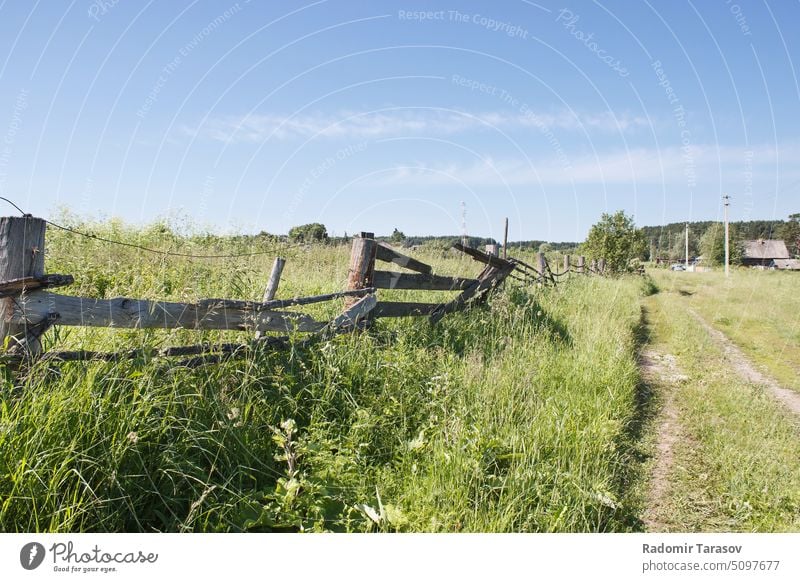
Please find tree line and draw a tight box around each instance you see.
[579,211,800,273]
[640,214,799,264]
[260,212,800,273]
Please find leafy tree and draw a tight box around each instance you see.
[699,223,742,266]
[778,213,800,257]
[582,211,646,273]
[390,228,406,244]
[666,228,699,261]
[699,224,724,265]
[288,223,328,243]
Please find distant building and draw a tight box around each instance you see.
[485,244,500,257]
[741,240,790,267]
[771,258,800,271]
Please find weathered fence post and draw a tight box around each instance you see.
[346,232,376,306]
[502,217,508,260]
[577,255,585,274]
[591,259,597,273]
[563,254,570,275]
[263,257,286,303]
[485,244,499,257]
[598,258,606,274]
[537,252,547,282]
[0,216,47,355]
[255,257,286,339]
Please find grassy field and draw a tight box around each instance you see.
[0,219,653,532]
[4,222,797,533]
[651,269,800,391]
[641,269,800,532]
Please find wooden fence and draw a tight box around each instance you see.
[0,216,607,367]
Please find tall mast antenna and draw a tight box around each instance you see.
[461,201,467,247]
[723,194,731,277]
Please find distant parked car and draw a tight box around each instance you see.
[670,264,686,271]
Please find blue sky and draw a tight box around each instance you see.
[0,0,798,241]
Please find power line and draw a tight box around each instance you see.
[0,196,308,260]
[0,196,27,216]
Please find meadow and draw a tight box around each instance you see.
[651,269,800,392]
[642,270,800,531]
[0,218,653,532]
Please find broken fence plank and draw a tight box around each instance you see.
[453,243,514,269]
[0,336,292,365]
[0,274,74,298]
[202,287,375,312]
[309,293,377,343]
[372,271,476,291]
[374,243,433,274]
[373,301,440,318]
[429,262,515,324]
[328,293,377,331]
[9,290,326,333]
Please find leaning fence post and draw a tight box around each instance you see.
[345,232,376,307]
[255,257,285,340]
[577,255,585,274]
[0,216,47,356]
[537,252,547,282]
[262,257,285,302]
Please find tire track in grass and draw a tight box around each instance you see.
[639,349,688,531]
[688,309,800,418]
[640,290,800,531]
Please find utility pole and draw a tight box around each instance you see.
[502,217,508,259]
[723,194,731,277]
[685,222,689,269]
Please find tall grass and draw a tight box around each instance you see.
[0,220,650,532]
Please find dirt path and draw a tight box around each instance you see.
[639,349,687,531]
[689,309,800,417]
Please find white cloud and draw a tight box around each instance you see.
[182,108,653,143]
[365,143,800,187]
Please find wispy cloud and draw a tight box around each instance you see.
[365,144,800,187]
[182,108,652,143]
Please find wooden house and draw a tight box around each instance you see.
[771,258,800,271]
[741,240,790,267]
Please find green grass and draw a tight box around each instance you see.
[642,288,800,532]
[651,269,800,391]
[0,220,653,532]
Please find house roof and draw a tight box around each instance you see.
[742,239,790,260]
[772,258,800,270]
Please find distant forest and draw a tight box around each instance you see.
[641,218,799,261]
[387,235,577,252]
[640,220,784,250]
[376,218,795,259]
[254,215,798,262]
